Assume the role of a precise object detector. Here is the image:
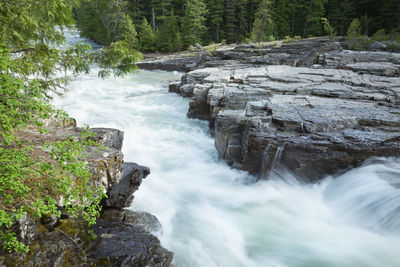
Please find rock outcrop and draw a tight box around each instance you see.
[0,125,172,266]
[168,38,400,181]
[137,51,206,72]
[317,50,400,77]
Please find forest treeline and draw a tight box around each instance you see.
[74,0,400,52]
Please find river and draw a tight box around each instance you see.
[53,56,400,266]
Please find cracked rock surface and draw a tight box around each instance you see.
[171,61,400,180]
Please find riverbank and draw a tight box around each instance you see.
[0,121,172,266]
[51,68,400,266]
[140,37,400,181]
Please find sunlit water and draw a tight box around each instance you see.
[53,68,400,267]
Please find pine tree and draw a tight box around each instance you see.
[0,0,141,253]
[223,0,237,43]
[182,0,208,47]
[157,11,183,51]
[206,0,224,42]
[251,0,274,42]
[236,0,250,41]
[272,0,297,38]
[137,18,156,51]
[303,0,328,37]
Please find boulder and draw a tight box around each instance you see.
[105,162,150,208]
[368,41,388,52]
[89,220,172,267]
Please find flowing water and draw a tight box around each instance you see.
[54,65,400,266]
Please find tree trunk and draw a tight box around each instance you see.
[303,0,314,37]
[291,13,296,35]
[216,24,219,43]
[152,8,156,34]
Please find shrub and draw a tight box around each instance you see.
[205,42,218,56]
[321,18,337,38]
[345,19,371,50]
[0,49,105,253]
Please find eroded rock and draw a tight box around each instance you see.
[173,64,400,180]
[105,162,150,208]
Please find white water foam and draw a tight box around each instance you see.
[54,69,400,267]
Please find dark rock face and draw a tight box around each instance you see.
[172,60,400,181]
[90,128,124,150]
[89,220,172,267]
[102,209,162,234]
[105,162,150,208]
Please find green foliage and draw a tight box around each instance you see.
[205,42,218,55]
[345,18,371,50]
[182,0,208,48]
[137,18,156,52]
[321,17,336,38]
[250,0,274,43]
[74,0,400,52]
[0,49,105,253]
[206,0,224,42]
[156,11,183,52]
[223,0,236,43]
[371,29,390,42]
[347,18,361,38]
[0,0,143,254]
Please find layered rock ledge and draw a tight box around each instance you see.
[0,124,172,266]
[167,39,400,181]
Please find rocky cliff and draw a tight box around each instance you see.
[161,38,400,181]
[0,123,172,266]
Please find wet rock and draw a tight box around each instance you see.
[102,209,162,234]
[123,210,162,234]
[173,65,400,181]
[89,220,172,267]
[105,162,150,208]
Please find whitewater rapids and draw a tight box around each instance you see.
[54,69,400,267]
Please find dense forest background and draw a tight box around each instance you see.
[74,0,400,52]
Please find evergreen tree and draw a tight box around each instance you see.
[182,0,208,47]
[73,0,400,52]
[272,0,297,38]
[223,0,237,43]
[137,18,156,51]
[251,0,274,42]
[206,0,224,42]
[303,0,328,37]
[0,0,142,253]
[326,0,356,36]
[157,11,183,51]
[150,0,173,30]
[236,0,250,41]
